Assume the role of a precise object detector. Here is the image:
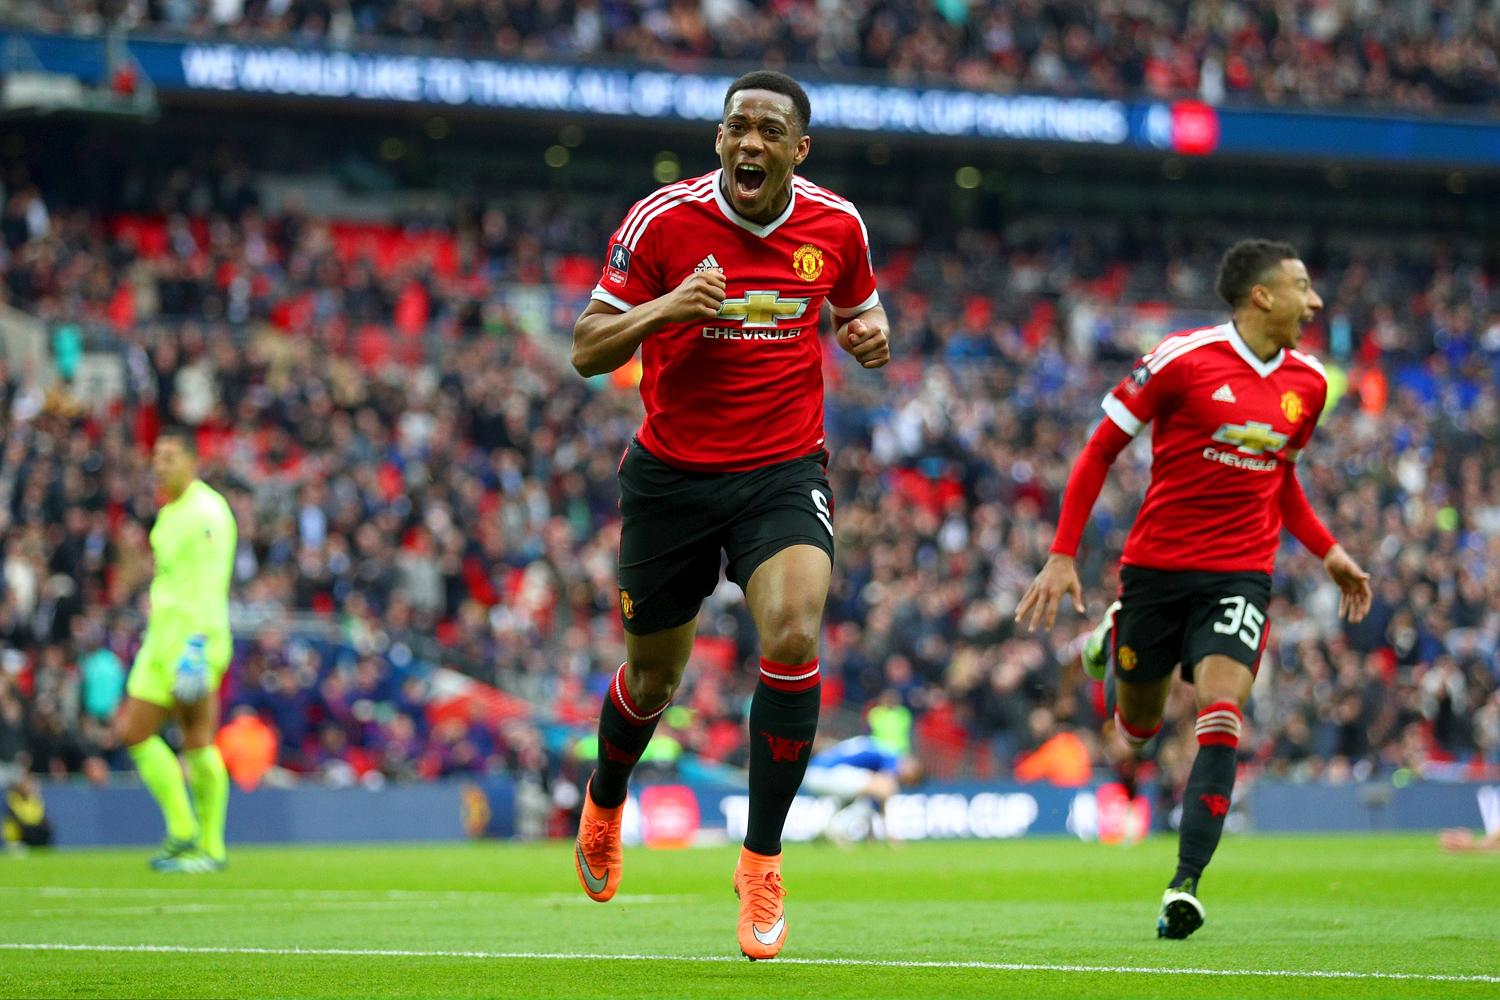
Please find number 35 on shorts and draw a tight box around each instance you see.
[1212,595,1264,649]
[811,489,833,536]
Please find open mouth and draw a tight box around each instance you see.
[733,164,767,200]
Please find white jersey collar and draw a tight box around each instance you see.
[1228,321,1285,378]
[712,168,796,238]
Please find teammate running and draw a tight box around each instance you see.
[1016,239,1372,938]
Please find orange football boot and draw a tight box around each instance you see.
[573,781,624,902]
[733,846,787,960]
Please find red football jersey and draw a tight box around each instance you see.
[1103,322,1329,574]
[591,169,879,472]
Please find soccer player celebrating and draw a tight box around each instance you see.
[570,70,889,959]
[1015,240,1372,939]
[113,428,237,872]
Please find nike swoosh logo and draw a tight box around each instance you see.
[576,842,609,895]
[752,916,785,946]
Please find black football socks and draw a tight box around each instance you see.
[1172,700,1242,889]
[743,657,821,856]
[588,663,668,809]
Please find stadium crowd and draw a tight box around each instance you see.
[0,162,1497,798]
[9,0,1500,110]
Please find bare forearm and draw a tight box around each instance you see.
[571,300,668,376]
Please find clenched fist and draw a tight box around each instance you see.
[661,269,728,324]
[838,315,890,368]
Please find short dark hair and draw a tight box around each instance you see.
[724,71,811,134]
[156,426,197,456]
[1215,238,1300,308]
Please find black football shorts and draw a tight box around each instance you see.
[615,438,835,635]
[1112,565,1273,684]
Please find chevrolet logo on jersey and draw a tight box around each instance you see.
[716,290,810,328]
[1212,421,1289,455]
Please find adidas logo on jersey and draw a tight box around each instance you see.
[1211,384,1237,403]
[695,254,723,273]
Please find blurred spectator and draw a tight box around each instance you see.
[79,627,126,724]
[217,705,278,790]
[866,688,913,756]
[1012,706,1092,786]
[3,773,52,849]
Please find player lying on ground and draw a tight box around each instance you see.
[1439,828,1500,852]
[802,735,922,844]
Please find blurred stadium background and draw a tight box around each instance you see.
[0,1,1497,861]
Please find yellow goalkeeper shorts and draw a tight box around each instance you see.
[125,626,232,709]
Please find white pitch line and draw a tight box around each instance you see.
[18,895,686,918]
[0,943,1496,985]
[0,887,692,908]
[17,900,465,919]
[0,887,513,900]
[0,886,693,904]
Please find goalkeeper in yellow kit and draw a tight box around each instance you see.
[112,428,237,872]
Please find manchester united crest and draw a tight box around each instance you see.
[619,589,635,620]
[1281,390,1304,423]
[1118,645,1137,671]
[792,244,825,282]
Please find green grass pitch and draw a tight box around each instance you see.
[1,834,1497,999]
